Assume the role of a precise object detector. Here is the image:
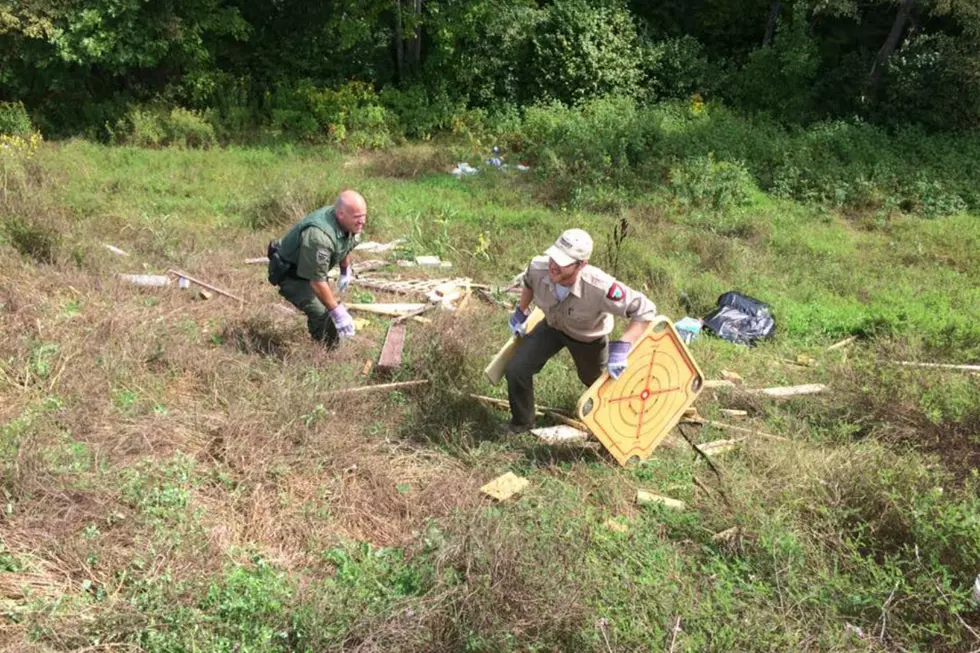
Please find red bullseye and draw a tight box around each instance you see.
[640,389,650,400]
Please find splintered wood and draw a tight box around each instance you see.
[481,472,529,501]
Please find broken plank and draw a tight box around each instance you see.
[827,336,858,351]
[719,409,748,417]
[377,323,407,372]
[636,490,685,511]
[698,438,746,457]
[104,244,130,256]
[683,419,788,442]
[751,383,827,398]
[346,303,426,316]
[323,379,429,397]
[530,425,590,443]
[481,472,529,501]
[245,257,269,264]
[894,361,980,373]
[167,269,245,303]
[703,379,735,389]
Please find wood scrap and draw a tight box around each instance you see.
[346,303,426,316]
[530,425,590,443]
[323,379,429,397]
[167,269,245,303]
[360,360,373,377]
[894,361,980,373]
[703,379,735,389]
[684,419,789,442]
[636,490,685,511]
[712,527,740,543]
[750,383,826,398]
[376,323,407,373]
[719,409,748,417]
[721,370,743,384]
[245,257,269,264]
[481,472,529,501]
[827,336,858,351]
[698,438,746,457]
[104,244,129,256]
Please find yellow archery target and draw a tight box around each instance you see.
[577,318,704,466]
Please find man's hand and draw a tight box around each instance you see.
[509,306,529,337]
[329,304,356,340]
[607,341,630,379]
[338,265,352,293]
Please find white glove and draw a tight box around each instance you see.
[338,266,352,293]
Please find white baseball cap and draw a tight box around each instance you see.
[545,228,593,267]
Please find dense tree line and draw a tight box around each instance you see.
[2,0,978,138]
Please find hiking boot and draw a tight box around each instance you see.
[496,422,533,436]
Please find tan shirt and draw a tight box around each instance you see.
[522,256,657,341]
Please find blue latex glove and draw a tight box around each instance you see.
[338,266,352,293]
[509,307,529,337]
[329,304,356,340]
[607,340,630,379]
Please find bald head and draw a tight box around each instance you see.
[335,190,367,234]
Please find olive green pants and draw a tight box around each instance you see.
[278,276,338,346]
[504,322,608,427]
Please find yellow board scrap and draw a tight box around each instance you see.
[577,317,704,466]
[484,307,546,385]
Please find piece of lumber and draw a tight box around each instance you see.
[751,383,827,398]
[391,302,439,325]
[481,472,529,501]
[245,257,269,264]
[721,370,743,384]
[484,308,546,385]
[377,323,407,372]
[360,360,373,377]
[894,361,980,373]
[698,438,746,457]
[711,527,740,542]
[703,379,735,389]
[167,269,245,303]
[323,379,429,397]
[346,303,426,316]
[120,274,171,287]
[104,244,130,256]
[636,490,686,511]
[827,336,858,351]
[684,419,789,442]
[530,425,590,443]
[719,409,748,417]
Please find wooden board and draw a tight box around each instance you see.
[377,323,407,372]
[484,308,546,385]
[577,317,704,467]
[480,472,529,501]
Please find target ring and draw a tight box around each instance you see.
[577,318,705,466]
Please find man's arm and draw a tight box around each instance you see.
[339,254,350,272]
[620,319,648,344]
[518,286,534,313]
[310,279,339,310]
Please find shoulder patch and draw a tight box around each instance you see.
[606,282,625,302]
[316,249,331,264]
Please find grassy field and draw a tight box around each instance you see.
[1,139,979,652]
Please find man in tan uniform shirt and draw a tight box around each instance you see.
[502,229,657,433]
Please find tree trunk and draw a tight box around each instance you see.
[411,0,422,72]
[395,0,405,81]
[763,0,781,46]
[870,0,916,91]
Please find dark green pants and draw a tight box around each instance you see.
[504,322,608,427]
[278,276,338,346]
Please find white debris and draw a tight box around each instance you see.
[104,244,130,257]
[451,162,479,177]
[415,255,442,266]
[120,274,171,287]
[354,239,405,253]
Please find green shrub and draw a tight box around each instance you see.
[165,107,216,149]
[0,101,33,136]
[669,154,757,211]
[528,0,644,104]
[5,216,60,264]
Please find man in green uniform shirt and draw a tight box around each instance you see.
[268,190,367,346]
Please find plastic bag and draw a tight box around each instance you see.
[702,291,775,346]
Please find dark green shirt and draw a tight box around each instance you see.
[277,206,359,281]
